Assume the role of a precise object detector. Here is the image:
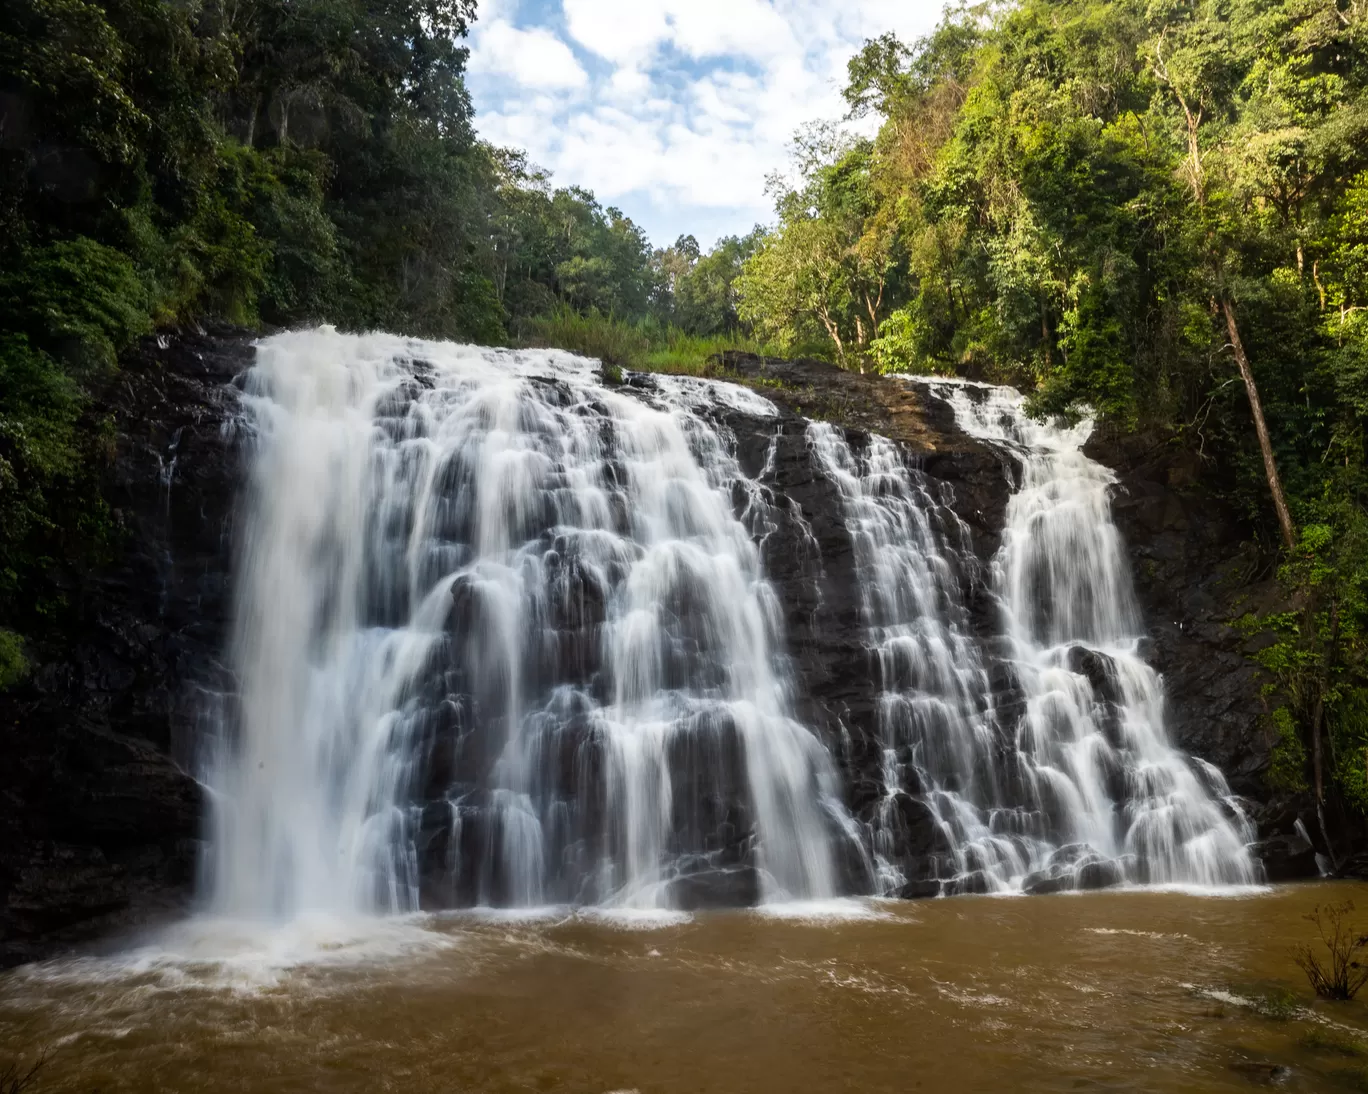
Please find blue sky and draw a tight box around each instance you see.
[464,0,949,249]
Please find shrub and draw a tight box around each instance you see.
[521,306,649,368]
[1268,706,1311,794]
[0,630,27,690]
[0,1050,45,1094]
[2,238,150,375]
[1294,902,1368,1000]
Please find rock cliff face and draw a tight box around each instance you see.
[0,329,247,966]
[0,336,1317,964]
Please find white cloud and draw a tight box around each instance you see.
[466,0,949,244]
[563,0,798,64]
[467,19,589,90]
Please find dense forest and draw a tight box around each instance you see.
[3,0,1368,834]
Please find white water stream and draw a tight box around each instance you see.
[812,380,1259,894]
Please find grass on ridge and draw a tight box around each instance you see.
[517,306,797,378]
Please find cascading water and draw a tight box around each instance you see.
[811,382,1259,894]
[202,328,842,920]
[806,424,1005,893]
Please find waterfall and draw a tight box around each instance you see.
[806,424,1006,893]
[202,328,841,920]
[811,382,1259,894]
[201,326,1258,921]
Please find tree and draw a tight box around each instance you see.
[738,133,904,367]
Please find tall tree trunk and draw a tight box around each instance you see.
[1221,297,1296,551]
[1307,599,1343,868]
[818,307,846,368]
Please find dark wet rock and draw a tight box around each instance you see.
[942,871,992,897]
[1077,859,1125,891]
[1066,647,1121,705]
[1048,843,1095,869]
[896,879,944,900]
[0,326,248,967]
[1083,423,1334,873]
[1022,871,1073,896]
[1229,1061,1292,1085]
[1256,828,1320,882]
[2,335,1326,960]
[668,867,762,909]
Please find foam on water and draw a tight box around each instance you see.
[753,898,892,922]
[13,914,455,993]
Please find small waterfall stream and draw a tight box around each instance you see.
[203,329,841,919]
[927,380,1259,890]
[806,424,1004,893]
[812,379,1258,894]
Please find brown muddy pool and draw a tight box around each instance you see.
[5,883,1368,1092]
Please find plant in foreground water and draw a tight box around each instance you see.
[1294,902,1368,1000]
[0,1051,46,1094]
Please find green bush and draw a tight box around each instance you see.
[521,307,650,368]
[0,630,28,690]
[1268,707,1310,794]
[2,239,150,374]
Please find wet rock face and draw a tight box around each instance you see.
[0,328,248,967]
[1084,429,1271,793]
[708,380,1013,895]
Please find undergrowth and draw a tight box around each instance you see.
[1294,902,1368,1000]
[519,306,793,376]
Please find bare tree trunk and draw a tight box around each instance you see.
[1310,689,1339,870]
[1041,298,1052,368]
[819,310,846,368]
[1221,297,1296,551]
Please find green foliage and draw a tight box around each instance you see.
[1268,707,1310,794]
[870,308,952,375]
[521,307,651,369]
[737,131,903,370]
[1248,984,1303,1021]
[0,630,28,690]
[3,239,150,373]
[640,327,781,376]
[652,229,766,336]
[1302,1027,1368,1057]
[7,0,1368,839]
[0,237,144,616]
[518,306,783,378]
[734,0,1368,818]
[490,156,660,329]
